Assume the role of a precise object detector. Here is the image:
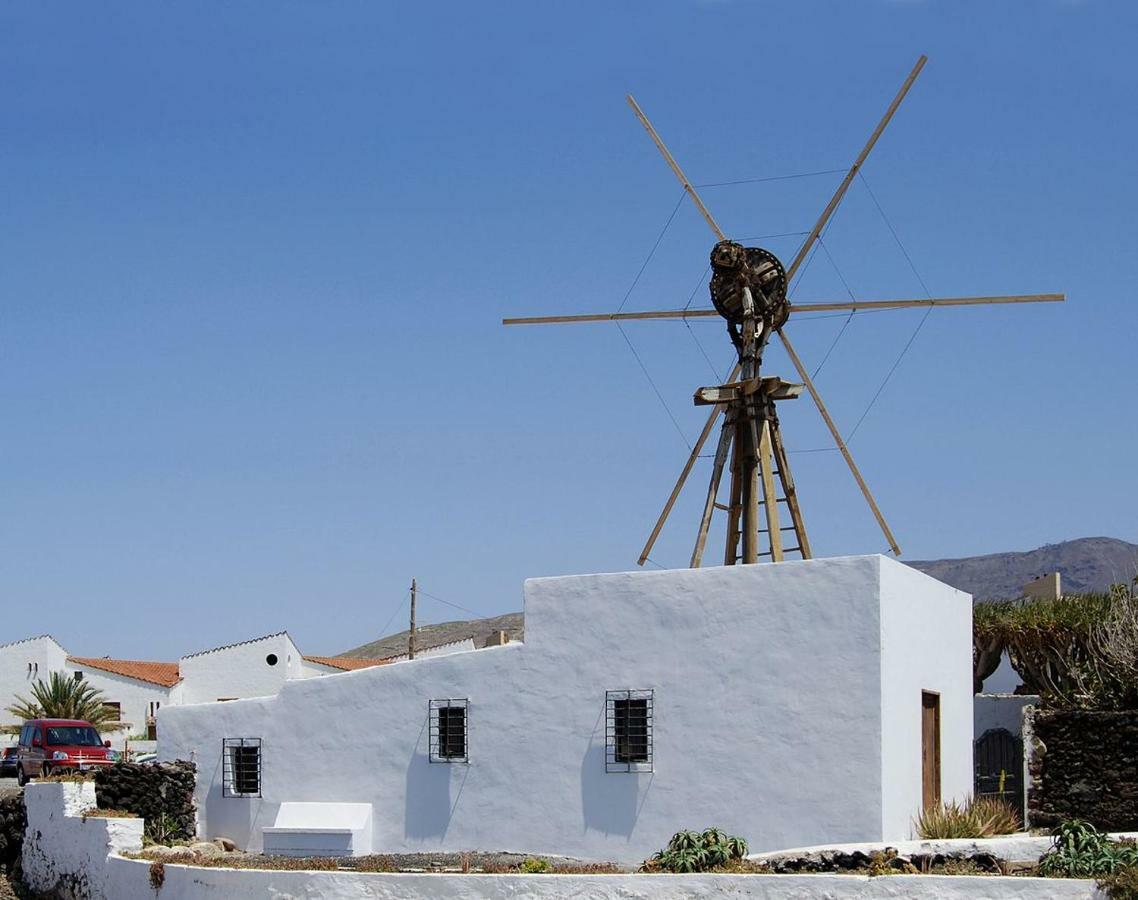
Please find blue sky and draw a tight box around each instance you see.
[2,2,1135,660]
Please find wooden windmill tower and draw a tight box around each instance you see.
[505,56,1063,567]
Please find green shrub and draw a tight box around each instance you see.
[915,796,1021,839]
[518,857,551,874]
[974,581,1138,709]
[643,827,749,873]
[1039,820,1138,879]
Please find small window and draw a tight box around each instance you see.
[102,702,122,722]
[222,738,262,798]
[429,699,468,763]
[265,653,278,666]
[606,689,653,773]
[73,671,83,682]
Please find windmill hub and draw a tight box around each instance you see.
[709,240,789,332]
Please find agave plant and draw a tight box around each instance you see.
[668,830,702,852]
[1037,820,1138,878]
[7,672,121,730]
[724,835,749,860]
[647,828,750,873]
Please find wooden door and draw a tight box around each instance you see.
[922,691,941,810]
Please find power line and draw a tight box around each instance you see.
[695,168,846,189]
[617,188,687,314]
[845,173,935,442]
[414,587,482,618]
[617,322,693,450]
[807,234,859,380]
[376,595,409,641]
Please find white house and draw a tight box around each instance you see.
[159,555,973,863]
[0,631,471,747]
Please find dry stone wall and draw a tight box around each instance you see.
[95,761,196,843]
[1026,707,1138,831]
[0,794,26,874]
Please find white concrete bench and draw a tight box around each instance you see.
[261,802,373,857]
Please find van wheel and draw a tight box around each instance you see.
[16,766,26,787]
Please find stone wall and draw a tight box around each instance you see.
[1026,707,1138,831]
[0,794,26,874]
[95,761,196,843]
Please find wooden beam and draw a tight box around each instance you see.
[791,294,1065,314]
[626,94,726,243]
[786,55,927,283]
[769,417,812,559]
[502,294,1064,326]
[758,420,783,562]
[690,411,735,568]
[638,362,741,566]
[777,328,901,556]
[694,377,803,406]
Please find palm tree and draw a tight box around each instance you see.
[7,672,122,731]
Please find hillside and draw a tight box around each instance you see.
[340,611,524,659]
[906,536,1138,600]
[337,537,1138,657]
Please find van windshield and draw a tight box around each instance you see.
[45,726,102,747]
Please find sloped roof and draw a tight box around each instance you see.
[67,657,181,688]
[302,655,390,672]
[0,634,65,652]
[181,631,292,661]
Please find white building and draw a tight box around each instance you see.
[0,632,471,747]
[160,556,973,862]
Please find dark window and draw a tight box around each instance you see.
[46,726,102,747]
[222,738,262,797]
[265,654,278,666]
[429,699,468,763]
[73,671,83,682]
[606,690,653,773]
[102,702,122,722]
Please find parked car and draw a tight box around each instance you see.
[129,752,157,765]
[16,719,116,786]
[0,747,18,777]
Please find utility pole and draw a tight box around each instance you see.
[408,578,417,660]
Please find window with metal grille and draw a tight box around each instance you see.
[606,690,653,773]
[222,738,262,797]
[429,699,468,763]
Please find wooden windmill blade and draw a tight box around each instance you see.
[637,54,929,565]
[502,53,1064,571]
[501,294,1066,326]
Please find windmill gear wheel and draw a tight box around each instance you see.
[709,241,789,331]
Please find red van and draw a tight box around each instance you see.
[16,719,116,785]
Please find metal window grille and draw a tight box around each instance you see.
[429,699,468,763]
[222,738,262,797]
[606,690,653,773]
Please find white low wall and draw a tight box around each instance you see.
[100,859,1106,899]
[21,730,1104,900]
[22,781,144,899]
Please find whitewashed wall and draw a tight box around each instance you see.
[975,694,1038,741]
[22,781,144,898]
[177,634,302,705]
[161,556,971,864]
[0,636,69,728]
[879,560,974,836]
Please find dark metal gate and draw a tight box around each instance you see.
[974,727,1023,819]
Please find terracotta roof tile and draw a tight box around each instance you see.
[68,657,181,688]
[302,655,389,672]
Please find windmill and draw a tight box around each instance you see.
[504,56,1064,568]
